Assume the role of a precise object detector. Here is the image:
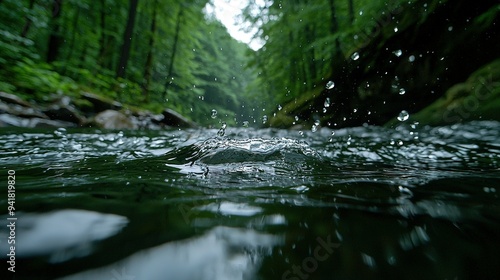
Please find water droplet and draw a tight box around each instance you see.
[328,131,335,142]
[323,108,327,113]
[298,131,304,136]
[326,81,335,89]
[324,97,331,107]
[353,108,358,113]
[311,125,318,132]
[351,52,360,61]
[262,115,268,124]
[394,27,399,32]
[397,140,404,146]
[410,121,419,129]
[448,26,453,31]
[294,116,299,121]
[242,121,249,128]
[399,88,406,95]
[217,122,227,137]
[211,109,217,119]
[397,110,410,122]
[393,49,402,57]
[408,55,415,62]
[278,104,282,111]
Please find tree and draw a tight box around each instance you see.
[20,0,35,38]
[162,4,183,100]
[141,0,158,102]
[116,0,139,78]
[46,0,64,63]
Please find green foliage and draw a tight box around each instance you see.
[2,58,77,101]
[243,0,412,106]
[0,0,262,125]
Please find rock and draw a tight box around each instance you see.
[161,108,196,128]
[0,92,32,107]
[0,100,48,119]
[80,92,122,113]
[408,59,500,126]
[131,111,164,130]
[0,114,76,128]
[0,113,30,127]
[43,96,86,124]
[29,118,77,128]
[93,109,137,130]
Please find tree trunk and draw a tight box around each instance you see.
[46,0,64,63]
[20,0,36,38]
[97,0,108,69]
[347,0,354,24]
[141,0,158,102]
[116,0,139,79]
[162,6,183,100]
[328,0,342,67]
[61,4,81,74]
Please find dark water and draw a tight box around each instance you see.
[1,121,500,280]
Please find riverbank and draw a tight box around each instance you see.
[0,91,196,130]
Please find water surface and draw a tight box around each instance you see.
[1,121,499,279]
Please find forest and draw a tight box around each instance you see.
[0,0,498,129]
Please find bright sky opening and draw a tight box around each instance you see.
[205,0,264,50]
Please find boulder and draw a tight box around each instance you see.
[43,96,86,124]
[80,92,122,113]
[131,111,164,130]
[0,113,30,127]
[0,100,48,119]
[161,108,196,128]
[93,109,136,130]
[0,114,76,128]
[29,118,77,128]
[408,59,500,126]
[0,92,32,107]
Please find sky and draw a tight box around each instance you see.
[205,0,265,50]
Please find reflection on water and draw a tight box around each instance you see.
[61,227,283,280]
[1,121,499,279]
[0,210,128,263]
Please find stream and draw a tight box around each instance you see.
[1,121,500,279]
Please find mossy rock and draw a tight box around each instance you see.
[73,98,94,113]
[405,59,500,126]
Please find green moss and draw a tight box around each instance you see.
[73,98,94,112]
[408,59,500,126]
